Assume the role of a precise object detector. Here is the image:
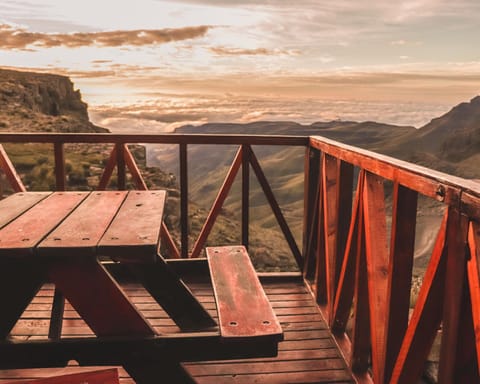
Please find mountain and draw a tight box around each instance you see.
[396,96,480,178]
[174,96,480,179]
[154,96,480,270]
[0,68,107,133]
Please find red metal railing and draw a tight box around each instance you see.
[1,132,480,383]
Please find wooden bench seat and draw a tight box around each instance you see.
[4,368,119,384]
[207,246,283,341]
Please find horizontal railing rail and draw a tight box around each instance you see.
[0,133,307,262]
[0,132,308,145]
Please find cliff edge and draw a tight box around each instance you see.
[0,68,108,133]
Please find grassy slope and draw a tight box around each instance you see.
[152,100,479,271]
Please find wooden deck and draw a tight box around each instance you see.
[0,272,354,383]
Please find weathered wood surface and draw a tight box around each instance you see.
[3,368,119,384]
[207,246,282,340]
[47,259,155,337]
[37,192,127,258]
[0,133,308,146]
[0,193,87,257]
[98,191,166,262]
[1,278,354,383]
[0,192,50,229]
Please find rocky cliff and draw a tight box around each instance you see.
[0,68,107,133]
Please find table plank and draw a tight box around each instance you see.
[0,193,88,258]
[207,246,283,340]
[0,192,50,229]
[37,192,128,258]
[98,191,166,263]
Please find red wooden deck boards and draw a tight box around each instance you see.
[2,277,354,384]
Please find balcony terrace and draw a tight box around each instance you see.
[0,133,479,384]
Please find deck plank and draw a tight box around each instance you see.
[2,276,354,383]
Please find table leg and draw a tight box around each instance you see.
[0,260,46,339]
[48,258,155,337]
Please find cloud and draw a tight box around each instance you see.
[390,39,423,46]
[0,23,212,50]
[89,92,453,133]
[209,46,299,56]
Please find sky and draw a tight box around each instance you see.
[1,0,480,131]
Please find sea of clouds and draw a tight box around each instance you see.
[88,93,452,134]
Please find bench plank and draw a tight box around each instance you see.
[207,246,283,340]
[0,193,87,257]
[37,192,127,258]
[0,192,50,229]
[98,190,166,263]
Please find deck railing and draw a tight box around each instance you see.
[0,132,479,383]
[304,136,480,384]
[0,133,307,262]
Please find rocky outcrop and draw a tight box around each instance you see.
[0,68,108,133]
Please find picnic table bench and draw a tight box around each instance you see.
[0,191,283,383]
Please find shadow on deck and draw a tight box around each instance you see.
[0,272,354,384]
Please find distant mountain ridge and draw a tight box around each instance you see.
[175,95,480,179]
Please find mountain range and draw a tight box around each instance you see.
[174,95,480,180]
[1,67,479,271]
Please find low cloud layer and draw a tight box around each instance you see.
[209,46,298,56]
[89,93,453,134]
[0,24,212,50]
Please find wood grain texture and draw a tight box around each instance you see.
[5,368,119,384]
[322,154,339,324]
[362,172,389,383]
[98,191,166,263]
[207,246,282,340]
[467,221,480,375]
[1,277,353,383]
[180,142,189,258]
[384,184,418,382]
[37,191,127,258]
[302,147,320,279]
[438,208,469,383]
[48,259,155,337]
[0,192,50,229]
[332,172,364,334]
[53,142,65,191]
[350,207,370,374]
[0,193,87,257]
[391,212,448,383]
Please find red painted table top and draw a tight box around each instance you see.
[0,191,166,260]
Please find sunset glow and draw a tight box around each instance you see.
[1,0,480,131]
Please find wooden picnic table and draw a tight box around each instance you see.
[0,191,283,383]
